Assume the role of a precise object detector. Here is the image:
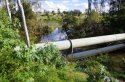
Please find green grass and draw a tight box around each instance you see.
[39,66,88,82]
[107,50,125,81]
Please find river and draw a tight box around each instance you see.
[40,28,68,42]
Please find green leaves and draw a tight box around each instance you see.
[76,60,110,82]
[0,13,68,81]
[36,44,67,68]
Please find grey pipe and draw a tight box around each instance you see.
[36,33,125,50]
[67,44,125,59]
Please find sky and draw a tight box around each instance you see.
[0,0,109,13]
[32,0,89,12]
[32,0,110,13]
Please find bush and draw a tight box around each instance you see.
[62,15,85,39]
[41,25,53,36]
[76,61,109,82]
[0,13,67,81]
[35,65,88,82]
[75,56,117,82]
[12,2,41,43]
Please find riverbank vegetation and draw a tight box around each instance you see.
[0,0,125,82]
[14,0,125,43]
[1,12,125,81]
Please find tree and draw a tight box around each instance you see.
[88,0,109,13]
[72,10,82,16]
[5,0,12,21]
[109,0,120,13]
[62,14,82,39]
[88,0,92,14]
[21,2,42,43]
[12,1,42,43]
[83,10,105,36]
[108,0,125,33]
[52,10,55,15]
[17,0,30,47]
[57,8,60,15]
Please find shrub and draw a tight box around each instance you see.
[35,65,88,82]
[75,57,115,82]
[41,25,53,36]
[0,13,67,81]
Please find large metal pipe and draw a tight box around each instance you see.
[36,33,125,50]
[67,44,125,59]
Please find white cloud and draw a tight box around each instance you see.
[32,0,89,12]
[44,1,68,12]
[72,0,79,3]
[32,1,69,12]
[74,3,88,8]
[73,2,88,12]
[45,1,56,9]
[62,1,70,4]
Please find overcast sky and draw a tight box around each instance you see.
[32,0,89,12]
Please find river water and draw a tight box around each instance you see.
[40,28,68,42]
[40,28,82,53]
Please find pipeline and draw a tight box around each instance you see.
[67,44,125,59]
[36,33,125,50]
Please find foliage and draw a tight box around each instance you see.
[0,10,21,48]
[22,2,35,19]
[62,10,109,39]
[63,10,82,16]
[107,0,125,33]
[76,61,111,82]
[122,58,125,66]
[74,54,120,82]
[0,11,88,82]
[88,10,102,23]
[57,9,60,15]
[26,18,42,43]
[94,54,111,66]
[35,44,67,68]
[51,10,55,15]
[41,25,53,36]
[37,65,88,82]
[1,1,125,81]
[63,15,80,29]
[0,12,68,82]
[62,14,85,39]
[12,2,41,43]
[82,10,107,37]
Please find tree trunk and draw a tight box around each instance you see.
[5,0,11,21]
[17,0,30,47]
[88,0,92,14]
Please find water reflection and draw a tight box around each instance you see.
[40,28,82,54]
[41,28,68,42]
